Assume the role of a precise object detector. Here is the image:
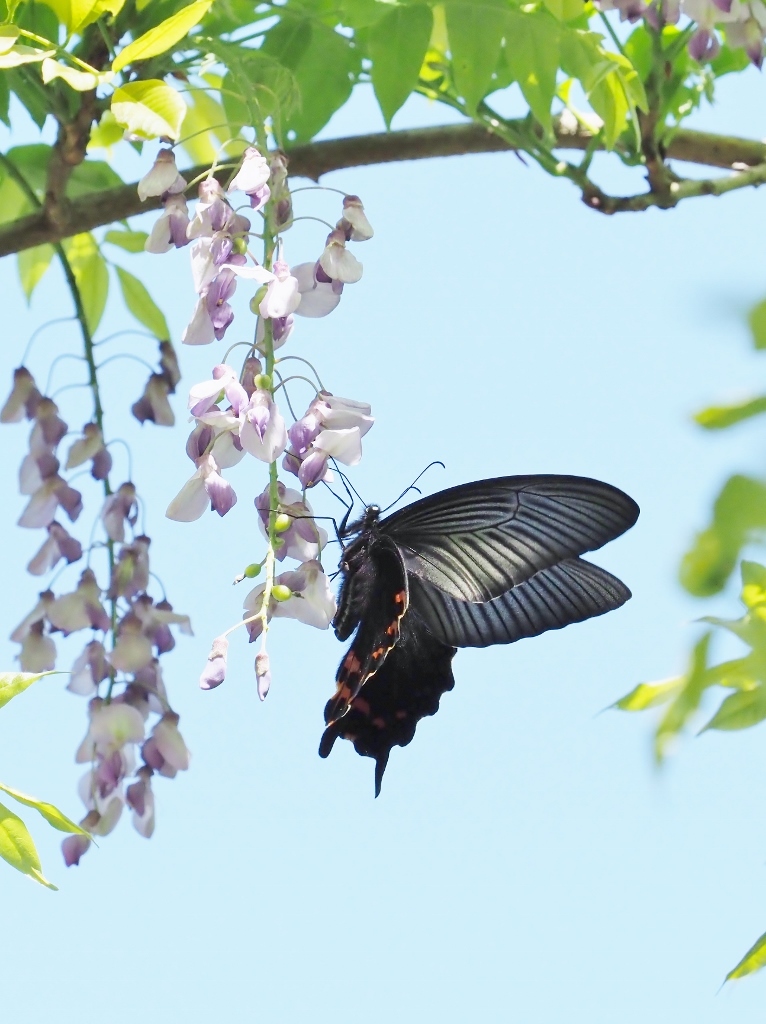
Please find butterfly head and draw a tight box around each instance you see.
[340,503,381,541]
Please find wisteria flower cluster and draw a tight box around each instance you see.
[140,143,373,703]
[595,0,766,66]
[0,360,192,867]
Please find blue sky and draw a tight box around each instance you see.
[2,58,766,1024]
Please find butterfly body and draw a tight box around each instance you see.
[319,475,639,795]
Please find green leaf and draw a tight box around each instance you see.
[368,3,432,126]
[748,297,766,349]
[543,0,585,20]
[105,230,149,253]
[262,16,360,141]
[17,243,54,301]
[5,68,50,128]
[702,686,766,732]
[67,159,124,198]
[680,475,766,596]
[655,633,712,761]
[0,799,56,889]
[695,396,766,430]
[217,46,299,136]
[444,0,506,112]
[0,44,55,67]
[504,9,560,130]
[178,87,233,165]
[87,110,126,152]
[42,0,124,35]
[741,561,766,609]
[613,678,682,712]
[116,266,169,340]
[41,57,114,91]
[0,782,88,835]
[63,233,109,335]
[111,80,186,141]
[0,670,53,709]
[112,0,213,73]
[726,931,766,982]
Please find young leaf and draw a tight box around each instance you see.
[63,233,109,335]
[444,0,507,112]
[612,678,682,711]
[44,0,124,35]
[368,3,433,127]
[17,243,54,302]
[725,931,766,982]
[0,782,88,836]
[116,266,170,340]
[104,230,149,253]
[0,800,56,889]
[654,633,712,761]
[702,686,766,733]
[0,670,53,710]
[504,9,560,130]
[0,45,56,68]
[741,561,766,609]
[112,0,213,73]
[41,57,113,91]
[748,297,766,349]
[111,80,186,141]
[695,396,766,430]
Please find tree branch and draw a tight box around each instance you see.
[1,120,765,257]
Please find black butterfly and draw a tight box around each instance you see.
[318,475,639,796]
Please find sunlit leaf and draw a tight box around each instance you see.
[41,57,113,91]
[112,0,213,73]
[42,0,124,35]
[104,230,149,253]
[748,297,766,350]
[62,233,108,335]
[0,45,55,68]
[702,686,766,732]
[655,633,712,762]
[695,396,766,430]
[444,0,506,112]
[504,9,560,130]
[0,671,52,710]
[726,931,766,982]
[0,800,56,889]
[0,783,88,836]
[116,267,169,340]
[179,87,233,165]
[111,80,186,141]
[0,27,20,54]
[613,678,682,711]
[368,3,433,126]
[87,110,126,153]
[17,244,54,302]
[741,561,766,610]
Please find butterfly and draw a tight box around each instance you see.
[318,474,639,796]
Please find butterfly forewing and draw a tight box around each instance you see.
[408,557,631,648]
[325,536,408,724]
[319,613,457,796]
[380,475,639,602]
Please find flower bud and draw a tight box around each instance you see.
[254,373,272,390]
[271,584,292,602]
[274,513,291,533]
[244,562,262,578]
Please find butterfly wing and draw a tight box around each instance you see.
[409,557,631,648]
[324,536,408,724]
[379,475,639,602]
[319,612,457,796]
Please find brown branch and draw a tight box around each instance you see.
[1,121,766,257]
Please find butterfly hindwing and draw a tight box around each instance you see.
[325,536,408,724]
[380,475,639,603]
[319,612,457,796]
[408,557,632,648]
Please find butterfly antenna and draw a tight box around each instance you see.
[380,461,446,514]
[333,463,367,507]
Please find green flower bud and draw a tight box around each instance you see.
[232,236,248,255]
[254,373,272,391]
[274,513,291,533]
[244,563,262,579]
[249,285,268,314]
[272,584,292,602]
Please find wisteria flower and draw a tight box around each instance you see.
[200,635,228,690]
[339,195,374,241]
[319,228,363,284]
[240,388,287,462]
[228,146,271,211]
[48,568,110,635]
[27,521,82,576]
[76,699,145,762]
[255,650,271,700]
[224,260,302,319]
[243,560,336,640]
[66,422,106,471]
[138,149,186,201]
[292,262,342,318]
[132,374,175,426]
[284,391,373,487]
[255,482,328,561]
[68,640,109,696]
[145,193,190,253]
[19,621,56,672]
[166,451,237,521]
[127,767,155,838]
[101,482,138,542]
[18,474,82,528]
[11,589,54,643]
[1,367,41,423]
